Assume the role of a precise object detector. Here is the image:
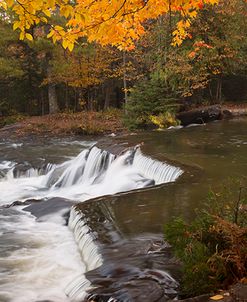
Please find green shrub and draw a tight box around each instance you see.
[124,71,180,129]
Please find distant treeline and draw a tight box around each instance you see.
[0,0,246,128]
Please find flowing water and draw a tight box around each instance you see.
[0,140,182,301]
[0,118,246,301]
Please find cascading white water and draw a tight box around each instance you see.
[0,145,183,302]
[133,148,183,184]
[69,208,103,272]
[65,207,104,301]
[0,160,16,170]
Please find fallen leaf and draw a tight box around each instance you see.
[241,277,247,284]
[210,295,224,301]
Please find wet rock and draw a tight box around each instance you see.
[230,283,247,302]
[12,162,33,177]
[2,198,41,208]
[176,106,222,126]
[23,197,75,219]
[221,109,233,119]
[88,279,165,302]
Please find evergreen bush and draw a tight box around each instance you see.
[124,71,180,129]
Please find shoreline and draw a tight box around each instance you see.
[0,104,247,142]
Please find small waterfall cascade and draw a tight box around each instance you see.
[44,146,183,193]
[0,160,16,178]
[0,144,183,301]
[1,146,183,192]
[133,148,183,184]
[66,201,179,301]
[69,207,103,272]
[65,207,104,301]
[0,160,16,170]
[1,161,56,180]
[52,147,116,188]
[63,148,183,301]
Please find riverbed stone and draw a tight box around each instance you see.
[23,197,75,219]
[176,105,222,126]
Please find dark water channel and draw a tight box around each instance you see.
[0,118,246,302]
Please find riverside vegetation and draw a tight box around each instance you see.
[164,179,247,298]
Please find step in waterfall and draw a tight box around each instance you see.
[67,201,179,301]
[0,145,183,302]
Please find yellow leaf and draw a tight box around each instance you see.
[62,39,68,49]
[26,33,33,41]
[3,0,221,49]
[47,0,55,7]
[40,17,48,23]
[210,295,224,300]
[241,277,247,284]
[0,2,7,9]
[68,43,74,52]
[19,31,25,40]
[47,30,54,38]
[43,9,51,17]
[13,22,20,30]
[6,0,14,7]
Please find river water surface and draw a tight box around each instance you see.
[0,118,246,302]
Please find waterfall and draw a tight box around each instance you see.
[65,207,104,300]
[45,146,183,192]
[66,203,179,301]
[69,207,103,272]
[0,144,183,301]
[63,147,182,301]
[133,148,183,184]
[2,161,57,180]
[1,146,182,191]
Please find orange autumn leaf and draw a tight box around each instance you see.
[210,295,224,300]
[0,0,219,50]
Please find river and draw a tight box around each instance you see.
[0,118,246,302]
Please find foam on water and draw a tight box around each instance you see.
[0,145,183,301]
[0,160,16,170]
[0,207,84,302]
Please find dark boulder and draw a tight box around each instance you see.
[23,197,75,220]
[176,106,222,126]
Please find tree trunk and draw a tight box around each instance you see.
[48,83,59,114]
[104,82,111,110]
[40,88,45,116]
[47,65,59,114]
[216,77,222,103]
[208,83,213,101]
[65,82,69,110]
[123,51,128,113]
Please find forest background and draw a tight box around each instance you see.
[0,0,246,131]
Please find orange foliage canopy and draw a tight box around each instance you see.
[0,0,218,50]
